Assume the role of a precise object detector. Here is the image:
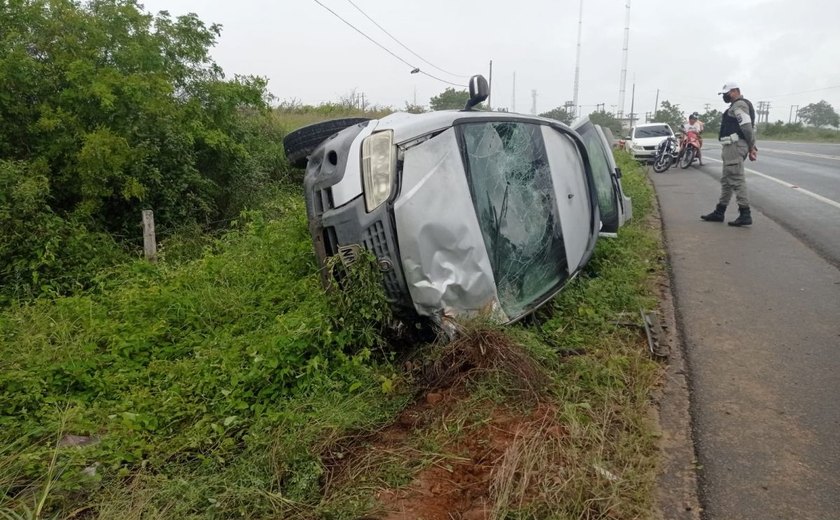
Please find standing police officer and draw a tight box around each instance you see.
[701,82,758,226]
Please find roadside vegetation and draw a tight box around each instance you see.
[1,151,666,519]
[757,121,840,143]
[2,1,669,518]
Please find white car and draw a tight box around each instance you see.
[284,76,632,327]
[623,123,675,162]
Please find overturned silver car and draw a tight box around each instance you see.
[284,76,631,326]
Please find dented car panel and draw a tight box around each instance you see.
[395,127,504,321]
[300,110,626,325]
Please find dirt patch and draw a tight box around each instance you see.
[324,387,564,519]
[324,327,567,520]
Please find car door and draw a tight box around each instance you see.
[594,124,632,225]
[573,118,631,235]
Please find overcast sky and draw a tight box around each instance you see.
[139,0,840,124]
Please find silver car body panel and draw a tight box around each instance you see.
[541,126,593,271]
[394,127,507,322]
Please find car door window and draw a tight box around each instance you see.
[459,121,568,319]
[576,122,619,232]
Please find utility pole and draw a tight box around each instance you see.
[789,104,799,124]
[629,82,636,126]
[617,0,631,119]
[652,88,660,118]
[756,101,771,124]
[488,60,493,110]
[572,0,583,119]
[531,90,537,115]
[512,71,516,113]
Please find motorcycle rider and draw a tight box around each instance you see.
[681,112,704,165]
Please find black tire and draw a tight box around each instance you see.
[652,154,671,173]
[679,146,696,169]
[283,118,371,168]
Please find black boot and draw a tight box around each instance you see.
[728,206,752,227]
[701,204,727,222]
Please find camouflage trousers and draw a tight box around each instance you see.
[719,141,750,207]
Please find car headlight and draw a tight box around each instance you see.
[632,144,644,151]
[362,130,396,212]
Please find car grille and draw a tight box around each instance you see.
[362,220,402,299]
[313,187,334,213]
[643,145,656,150]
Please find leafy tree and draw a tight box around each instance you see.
[429,87,470,111]
[653,100,685,133]
[700,108,722,136]
[798,100,840,127]
[540,106,574,125]
[0,0,277,300]
[758,120,805,137]
[588,111,623,137]
[403,102,426,114]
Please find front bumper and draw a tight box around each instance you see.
[630,148,657,161]
[303,125,413,311]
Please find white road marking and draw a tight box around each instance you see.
[703,157,840,210]
[759,148,840,161]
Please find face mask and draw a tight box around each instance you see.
[723,93,732,103]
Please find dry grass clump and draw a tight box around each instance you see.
[419,322,552,399]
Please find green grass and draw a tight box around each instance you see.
[0,148,666,519]
[757,123,840,143]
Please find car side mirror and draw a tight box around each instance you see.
[464,75,489,111]
[624,136,631,140]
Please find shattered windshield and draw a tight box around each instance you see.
[577,123,618,231]
[459,121,568,319]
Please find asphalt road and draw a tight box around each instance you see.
[703,140,840,267]
[650,142,840,520]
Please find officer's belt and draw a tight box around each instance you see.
[719,133,740,144]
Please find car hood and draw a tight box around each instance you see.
[631,136,670,146]
[392,126,508,324]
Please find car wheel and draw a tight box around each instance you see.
[284,118,371,168]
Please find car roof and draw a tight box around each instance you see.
[373,110,566,144]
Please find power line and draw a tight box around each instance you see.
[343,0,469,79]
[764,84,840,99]
[311,0,464,87]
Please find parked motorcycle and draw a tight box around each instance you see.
[678,130,702,169]
[652,136,679,173]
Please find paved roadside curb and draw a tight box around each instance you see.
[649,167,702,520]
